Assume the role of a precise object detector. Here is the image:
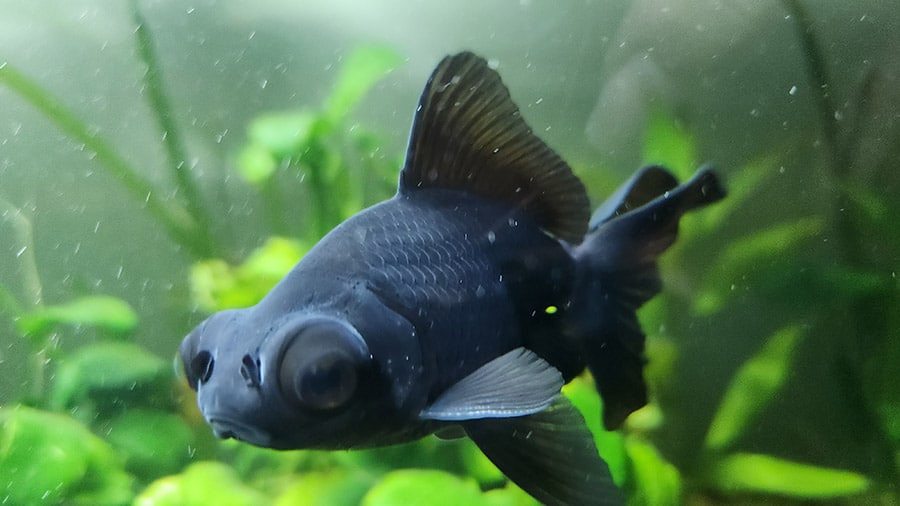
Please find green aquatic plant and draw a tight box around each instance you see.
[630,9,897,494]
[0,2,217,258]
[2,1,896,503]
[0,200,194,505]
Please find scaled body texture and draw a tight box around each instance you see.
[180,51,725,506]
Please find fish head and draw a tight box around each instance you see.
[179,309,391,449]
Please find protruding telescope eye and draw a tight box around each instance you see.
[278,320,369,411]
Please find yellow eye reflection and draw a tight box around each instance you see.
[544,305,558,315]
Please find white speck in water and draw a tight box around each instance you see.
[535,97,543,105]
[93,221,100,233]
[186,7,195,14]
[248,31,256,40]
[260,79,268,89]
[492,147,500,154]
[507,217,517,227]
[834,110,844,121]
[116,265,124,279]
[486,231,496,244]
[475,285,486,297]
[215,129,228,143]
[789,85,798,95]
[750,108,760,117]
[15,246,26,258]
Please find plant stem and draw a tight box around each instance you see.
[0,198,49,400]
[782,0,896,472]
[302,141,336,240]
[0,199,42,309]
[132,1,218,255]
[780,0,846,173]
[0,61,210,257]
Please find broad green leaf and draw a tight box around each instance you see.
[704,325,806,451]
[190,237,307,312]
[247,110,317,158]
[0,405,133,506]
[323,45,402,125]
[693,217,825,316]
[845,181,890,225]
[362,469,486,506]
[134,461,269,506]
[105,409,194,480]
[461,437,505,485]
[16,295,138,340]
[49,341,169,413]
[237,142,279,184]
[274,470,373,506]
[703,453,870,498]
[563,375,629,485]
[625,436,682,506]
[641,107,697,181]
[483,482,541,506]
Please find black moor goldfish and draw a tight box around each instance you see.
[180,51,725,506]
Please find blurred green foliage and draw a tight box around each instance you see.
[0,2,897,504]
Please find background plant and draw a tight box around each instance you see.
[1,1,897,505]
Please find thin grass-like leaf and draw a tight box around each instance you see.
[0,62,205,256]
[323,45,402,126]
[703,452,870,498]
[704,325,806,451]
[692,217,824,316]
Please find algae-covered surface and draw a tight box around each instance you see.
[1,1,898,504]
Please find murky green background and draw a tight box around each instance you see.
[1,0,898,504]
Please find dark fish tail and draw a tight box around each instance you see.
[569,166,726,429]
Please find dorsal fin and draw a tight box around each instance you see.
[399,52,590,243]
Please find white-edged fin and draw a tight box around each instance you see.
[419,347,563,421]
[463,395,624,506]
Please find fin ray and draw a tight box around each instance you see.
[464,396,623,506]
[400,52,590,243]
[419,347,563,421]
[573,166,726,429]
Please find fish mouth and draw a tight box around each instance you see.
[207,417,272,447]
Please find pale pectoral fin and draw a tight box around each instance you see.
[419,347,563,421]
[463,396,624,506]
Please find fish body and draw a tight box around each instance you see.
[180,52,725,506]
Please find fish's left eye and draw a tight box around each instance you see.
[277,319,369,411]
[284,351,357,410]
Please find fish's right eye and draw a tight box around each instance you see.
[185,350,214,390]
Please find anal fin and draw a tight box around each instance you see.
[463,396,623,506]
